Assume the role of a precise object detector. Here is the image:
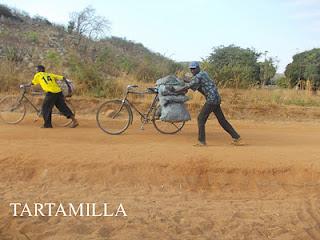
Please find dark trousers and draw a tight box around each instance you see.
[42,92,73,127]
[198,102,240,143]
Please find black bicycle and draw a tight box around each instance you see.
[0,85,75,126]
[96,85,185,135]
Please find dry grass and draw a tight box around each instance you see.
[1,74,320,121]
[114,79,320,108]
[0,61,29,92]
[101,79,320,121]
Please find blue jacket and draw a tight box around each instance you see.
[186,71,221,104]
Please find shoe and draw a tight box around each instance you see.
[193,141,207,147]
[40,125,52,128]
[231,138,244,146]
[69,120,79,128]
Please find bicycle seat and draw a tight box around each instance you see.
[127,85,138,89]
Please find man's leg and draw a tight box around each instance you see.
[212,104,240,139]
[54,92,78,127]
[42,92,56,128]
[197,102,213,144]
[54,92,73,118]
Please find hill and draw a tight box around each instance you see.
[0,4,182,96]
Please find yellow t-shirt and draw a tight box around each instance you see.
[32,72,63,93]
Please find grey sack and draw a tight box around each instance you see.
[156,75,191,122]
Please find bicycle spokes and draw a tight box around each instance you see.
[0,96,26,124]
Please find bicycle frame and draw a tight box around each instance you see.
[18,88,41,114]
[119,87,159,126]
[96,85,186,135]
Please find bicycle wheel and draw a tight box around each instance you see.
[96,99,132,135]
[152,105,185,134]
[0,95,26,124]
[52,99,75,127]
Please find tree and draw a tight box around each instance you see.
[69,6,111,45]
[67,20,75,34]
[285,48,320,89]
[0,4,13,18]
[259,57,277,86]
[204,45,261,88]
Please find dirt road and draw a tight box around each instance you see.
[1,116,320,239]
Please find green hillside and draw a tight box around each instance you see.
[0,4,182,96]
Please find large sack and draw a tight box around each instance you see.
[156,75,191,122]
[57,79,74,97]
[156,75,185,87]
[160,103,191,122]
[159,95,189,106]
[156,75,184,86]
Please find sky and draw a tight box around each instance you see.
[1,0,320,73]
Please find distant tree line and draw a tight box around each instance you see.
[201,45,319,91]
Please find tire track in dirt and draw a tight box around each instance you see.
[296,199,320,240]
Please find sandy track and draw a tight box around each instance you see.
[1,116,320,239]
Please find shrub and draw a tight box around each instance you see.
[25,31,39,43]
[0,4,13,18]
[46,50,60,66]
[276,76,290,88]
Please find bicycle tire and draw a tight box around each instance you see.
[96,99,132,135]
[52,99,75,127]
[0,95,26,124]
[152,105,185,134]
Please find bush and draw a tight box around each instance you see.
[46,50,60,66]
[32,15,51,25]
[25,31,39,43]
[276,76,290,88]
[0,4,13,18]
[4,46,25,63]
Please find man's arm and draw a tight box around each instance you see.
[50,73,65,81]
[171,85,189,94]
[20,73,39,88]
[170,75,200,93]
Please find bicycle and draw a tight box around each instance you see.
[96,85,185,135]
[0,85,75,126]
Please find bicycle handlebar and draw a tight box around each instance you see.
[19,84,32,89]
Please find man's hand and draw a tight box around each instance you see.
[20,83,32,89]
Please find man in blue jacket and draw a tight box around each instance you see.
[173,61,242,146]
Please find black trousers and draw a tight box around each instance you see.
[42,92,73,127]
[198,102,240,143]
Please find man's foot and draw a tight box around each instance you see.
[193,141,207,147]
[231,137,244,146]
[69,119,79,128]
[40,125,52,128]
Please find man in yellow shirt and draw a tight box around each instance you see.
[27,65,78,128]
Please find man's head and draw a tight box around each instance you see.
[36,65,45,72]
[188,61,200,76]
